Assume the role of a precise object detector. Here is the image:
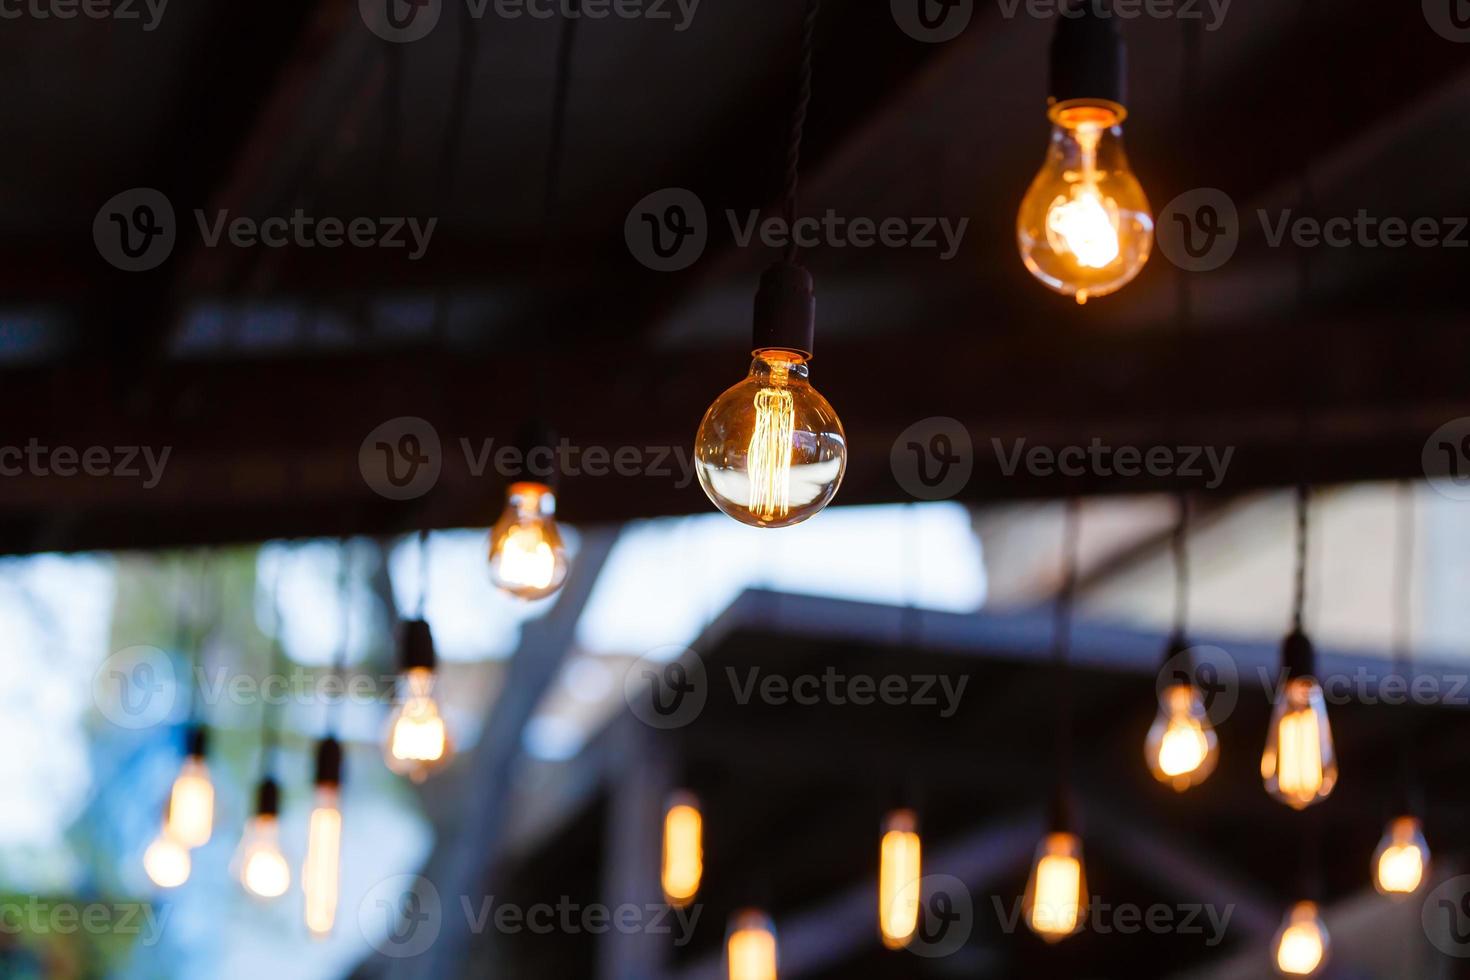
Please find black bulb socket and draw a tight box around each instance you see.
[1281,627,1317,681]
[752,262,815,359]
[255,776,281,818]
[399,618,437,673]
[1048,0,1126,108]
[315,735,344,788]
[184,723,208,760]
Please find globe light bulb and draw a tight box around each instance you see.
[488,482,569,599]
[1024,831,1087,942]
[236,814,291,899]
[1273,901,1329,977]
[726,909,778,980]
[384,667,452,783]
[1261,676,1337,809]
[661,792,703,908]
[304,738,343,937]
[878,809,922,950]
[695,350,846,528]
[1017,101,1152,304]
[1373,816,1429,896]
[166,752,214,849]
[143,831,191,889]
[1145,682,1219,791]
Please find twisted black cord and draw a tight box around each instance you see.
[1053,500,1081,796]
[258,552,287,777]
[1171,494,1190,642]
[782,0,819,263]
[544,2,581,232]
[1291,483,1309,633]
[417,527,431,620]
[327,541,352,737]
[429,2,480,344]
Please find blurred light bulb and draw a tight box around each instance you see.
[661,792,703,908]
[726,909,778,980]
[695,351,846,528]
[1017,102,1152,305]
[304,784,342,937]
[1261,676,1337,809]
[488,482,569,599]
[1145,682,1219,791]
[235,814,291,899]
[384,667,452,782]
[1274,901,1329,976]
[1024,831,1087,942]
[143,831,191,889]
[166,754,214,849]
[1373,816,1429,896]
[878,809,922,950]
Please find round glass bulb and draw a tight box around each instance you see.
[1145,682,1219,791]
[1273,901,1329,976]
[384,667,453,782]
[1373,815,1429,896]
[235,814,291,899]
[488,482,569,599]
[1017,101,1152,304]
[695,351,846,528]
[143,832,191,889]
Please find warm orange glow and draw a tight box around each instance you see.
[1145,683,1219,791]
[236,814,291,899]
[1262,677,1337,809]
[878,809,922,950]
[488,483,569,599]
[727,910,778,980]
[1373,816,1429,895]
[1024,832,1086,942]
[143,831,191,889]
[385,667,452,782]
[166,755,214,848]
[304,787,342,937]
[1274,902,1328,976]
[661,794,703,908]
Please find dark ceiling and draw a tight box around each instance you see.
[2,0,1468,554]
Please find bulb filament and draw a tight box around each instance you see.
[747,358,796,523]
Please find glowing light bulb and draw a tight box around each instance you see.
[1261,676,1337,809]
[384,667,452,782]
[488,482,569,599]
[1373,816,1429,896]
[1273,901,1329,976]
[304,737,343,937]
[878,809,922,950]
[1024,832,1087,942]
[143,831,191,889]
[1145,682,1219,791]
[726,909,778,980]
[1017,102,1152,304]
[166,753,214,849]
[695,350,846,528]
[661,792,703,908]
[236,814,291,899]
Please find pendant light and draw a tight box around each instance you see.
[488,423,570,600]
[694,0,847,528]
[726,908,779,980]
[1024,500,1088,943]
[661,790,704,909]
[1372,482,1430,895]
[1261,486,1337,808]
[235,557,291,900]
[386,531,454,779]
[878,808,922,950]
[304,544,352,936]
[1273,900,1329,976]
[1017,0,1153,304]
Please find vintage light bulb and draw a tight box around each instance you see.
[384,620,452,782]
[233,777,290,900]
[488,482,569,599]
[1373,816,1429,896]
[726,909,778,980]
[1261,677,1337,809]
[304,737,344,937]
[1024,831,1087,942]
[143,831,191,889]
[166,726,214,848]
[1273,901,1329,976]
[1145,682,1219,792]
[1018,4,1151,304]
[878,809,922,950]
[661,792,703,908]
[695,265,846,529]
